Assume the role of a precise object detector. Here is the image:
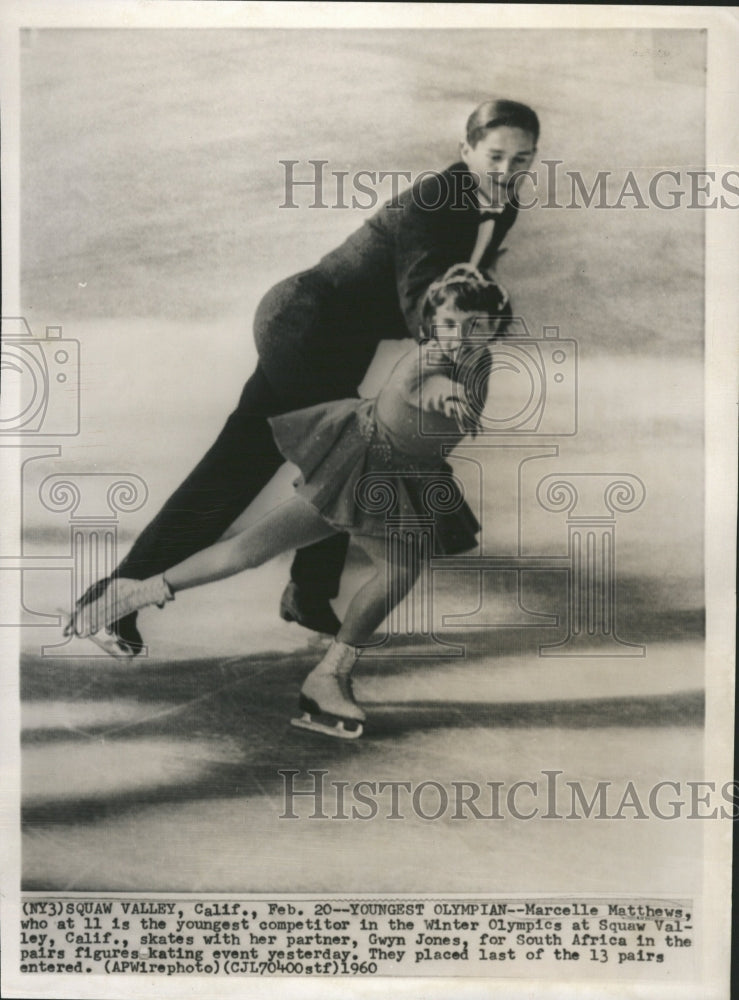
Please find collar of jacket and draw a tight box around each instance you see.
[444,161,520,215]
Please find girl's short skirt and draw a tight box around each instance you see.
[269,398,479,555]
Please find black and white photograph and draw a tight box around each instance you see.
[1,3,736,998]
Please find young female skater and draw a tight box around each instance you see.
[67,265,512,738]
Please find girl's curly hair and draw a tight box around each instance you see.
[420,264,512,340]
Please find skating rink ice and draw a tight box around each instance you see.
[16,28,704,897]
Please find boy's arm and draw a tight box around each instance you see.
[392,175,519,339]
[395,215,454,339]
[393,195,460,340]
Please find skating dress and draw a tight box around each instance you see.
[268,343,480,554]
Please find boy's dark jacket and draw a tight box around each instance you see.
[320,161,517,335]
[258,162,518,368]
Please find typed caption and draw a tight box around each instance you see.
[19,896,695,979]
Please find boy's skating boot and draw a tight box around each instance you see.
[279,582,341,636]
[292,640,365,739]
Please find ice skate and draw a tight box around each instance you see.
[65,575,173,647]
[291,641,365,739]
[57,606,140,659]
[61,578,141,657]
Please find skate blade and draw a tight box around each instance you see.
[57,609,136,660]
[291,712,363,740]
[85,631,137,659]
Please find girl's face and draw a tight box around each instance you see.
[429,304,477,359]
[461,126,536,205]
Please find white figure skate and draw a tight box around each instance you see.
[64,575,173,651]
[291,641,366,739]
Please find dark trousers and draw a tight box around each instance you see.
[115,362,352,599]
[115,271,382,599]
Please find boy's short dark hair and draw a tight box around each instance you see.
[466,99,540,148]
[421,264,512,339]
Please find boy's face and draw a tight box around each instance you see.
[461,126,536,205]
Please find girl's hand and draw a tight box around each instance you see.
[442,386,468,422]
[424,375,466,419]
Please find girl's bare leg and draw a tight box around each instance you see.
[164,496,337,592]
[218,502,262,541]
[294,534,420,737]
[336,535,420,646]
[70,497,337,636]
